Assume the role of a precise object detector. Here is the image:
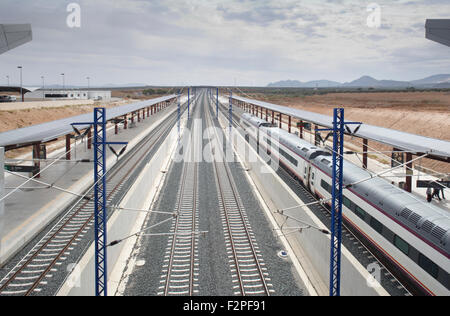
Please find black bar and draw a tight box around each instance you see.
[417,180,450,189]
[5,165,39,173]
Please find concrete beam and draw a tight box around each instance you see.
[299,120,304,139]
[65,135,71,160]
[88,128,92,149]
[363,138,368,169]
[33,143,41,178]
[405,153,413,193]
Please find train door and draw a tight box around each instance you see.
[306,164,312,189]
[310,170,316,192]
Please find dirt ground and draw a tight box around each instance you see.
[0,98,146,158]
[244,91,450,174]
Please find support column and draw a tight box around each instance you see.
[124,114,128,130]
[279,113,282,129]
[137,111,141,122]
[405,153,413,193]
[131,113,135,124]
[266,108,269,121]
[115,123,118,135]
[33,143,41,178]
[88,128,92,149]
[147,107,149,118]
[272,110,275,125]
[363,138,368,169]
[151,106,154,115]
[288,116,292,133]
[65,135,71,160]
[300,120,304,139]
[315,125,321,146]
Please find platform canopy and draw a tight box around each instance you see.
[0,95,177,150]
[0,86,39,94]
[0,24,32,55]
[232,95,450,162]
[426,19,450,47]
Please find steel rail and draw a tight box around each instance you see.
[206,99,271,296]
[0,106,183,296]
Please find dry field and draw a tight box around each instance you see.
[0,99,138,158]
[243,91,450,174]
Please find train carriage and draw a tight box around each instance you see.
[242,113,450,296]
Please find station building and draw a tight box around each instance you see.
[24,89,112,101]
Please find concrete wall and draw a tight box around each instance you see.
[57,114,181,296]
[217,111,388,296]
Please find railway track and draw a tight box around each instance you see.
[206,100,274,296]
[159,95,201,296]
[0,105,183,296]
[159,163,199,296]
[214,97,411,296]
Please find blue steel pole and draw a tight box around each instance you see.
[329,108,344,296]
[94,107,107,296]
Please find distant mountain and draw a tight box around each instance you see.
[267,80,303,87]
[102,83,148,88]
[267,74,450,88]
[267,79,341,88]
[410,74,450,85]
[342,76,410,88]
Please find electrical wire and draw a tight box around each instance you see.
[4,170,91,200]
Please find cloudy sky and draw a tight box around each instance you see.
[0,0,449,87]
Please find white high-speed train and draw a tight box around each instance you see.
[241,113,450,296]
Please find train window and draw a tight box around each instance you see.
[321,180,331,194]
[418,254,439,279]
[370,217,383,234]
[355,206,366,220]
[280,148,298,167]
[394,235,410,256]
[266,138,272,146]
[343,197,351,209]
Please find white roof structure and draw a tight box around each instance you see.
[0,24,32,55]
[426,19,450,47]
[233,95,450,161]
[0,95,177,149]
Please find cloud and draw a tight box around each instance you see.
[0,0,449,86]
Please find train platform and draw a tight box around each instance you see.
[220,96,450,215]
[0,101,181,266]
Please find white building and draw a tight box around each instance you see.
[25,89,111,101]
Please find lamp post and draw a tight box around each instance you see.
[87,76,90,100]
[61,73,65,90]
[17,66,23,102]
[41,76,45,100]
